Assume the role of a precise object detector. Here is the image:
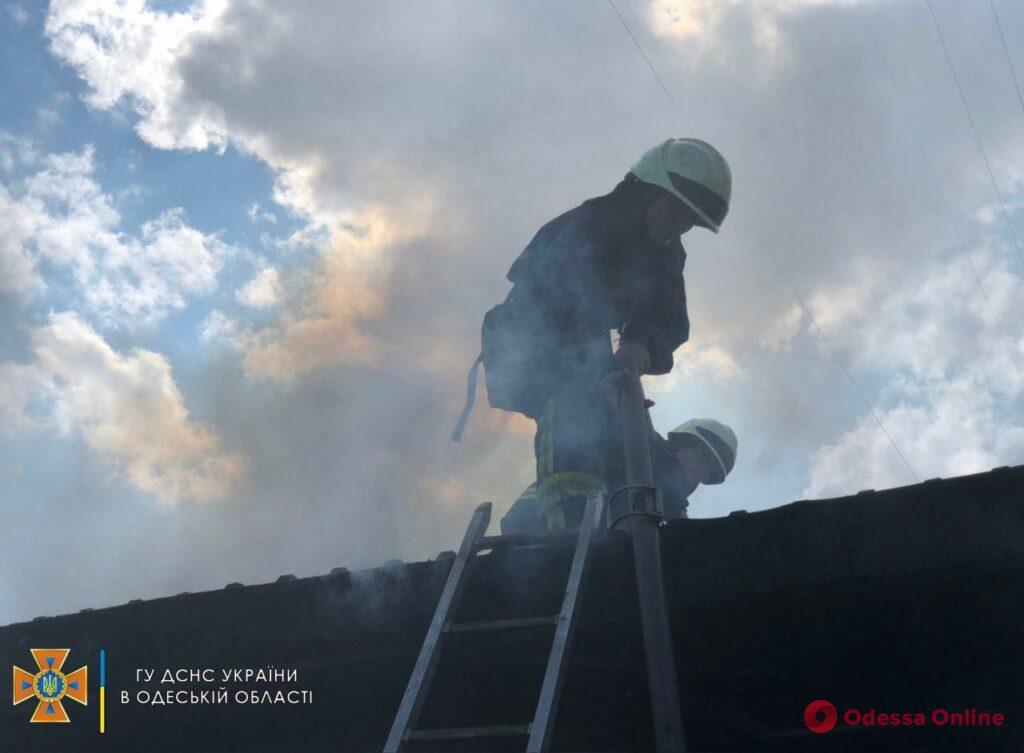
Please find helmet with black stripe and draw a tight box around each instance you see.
[630,138,732,233]
[667,418,737,485]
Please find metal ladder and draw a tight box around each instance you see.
[383,493,604,752]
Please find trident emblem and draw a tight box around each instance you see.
[12,649,88,723]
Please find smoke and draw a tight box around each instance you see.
[0,0,1021,623]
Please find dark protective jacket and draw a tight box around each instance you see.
[603,416,695,520]
[505,175,690,376]
[500,426,691,535]
[650,431,694,519]
[450,175,691,441]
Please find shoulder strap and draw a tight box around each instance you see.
[451,353,484,442]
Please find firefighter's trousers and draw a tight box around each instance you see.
[532,338,615,532]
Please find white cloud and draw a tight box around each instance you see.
[805,246,1024,390]
[6,3,28,26]
[36,108,60,127]
[10,0,1024,628]
[45,0,230,151]
[246,201,277,225]
[758,302,804,352]
[240,208,401,382]
[0,143,237,327]
[800,240,1024,496]
[0,132,37,171]
[45,0,337,229]
[806,375,1024,497]
[0,312,245,503]
[235,267,281,309]
[648,0,857,54]
[199,308,244,347]
[0,183,43,293]
[40,0,1024,511]
[45,0,450,383]
[647,343,741,398]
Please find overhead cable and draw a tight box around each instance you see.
[606,0,920,482]
[854,0,1024,383]
[924,0,1024,273]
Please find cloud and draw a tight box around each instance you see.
[235,267,281,309]
[5,3,28,26]
[246,201,276,225]
[45,0,1024,485]
[758,302,804,352]
[802,244,1024,390]
[45,0,231,151]
[240,202,436,382]
[646,343,741,399]
[0,184,43,293]
[0,132,36,171]
[806,375,1024,498]
[0,141,238,327]
[16,0,1024,624]
[798,239,1024,496]
[0,312,245,503]
[198,308,244,347]
[648,0,857,55]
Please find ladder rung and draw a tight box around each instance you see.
[475,532,577,551]
[408,724,531,741]
[475,533,545,550]
[385,495,603,753]
[445,616,557,633]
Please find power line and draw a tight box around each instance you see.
[853,0,1024,384]
[605,0,920,482]
[924,0,1024,273]
[606,0,694,133]
[990,0,1024,116]
[773,258,921,482]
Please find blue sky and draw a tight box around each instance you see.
[1,0,1022,624]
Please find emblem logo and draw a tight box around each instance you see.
[12,649,88,723]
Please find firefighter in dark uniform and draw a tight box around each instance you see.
[501,417,738,534]
[646,417,738,519]
[457,138,732,532]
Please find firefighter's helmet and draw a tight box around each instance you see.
[630,138,732,233]
[668,418,737,484]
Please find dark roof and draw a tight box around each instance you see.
[3,465,1022,752]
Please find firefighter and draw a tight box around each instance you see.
[649,418,738,519]
[458,138,732,532]
[500,417,738,534]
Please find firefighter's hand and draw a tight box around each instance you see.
[602,373,656,414]
[614,339,651,374]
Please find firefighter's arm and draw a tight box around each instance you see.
[619,244,689,375]
[614,339,652,373]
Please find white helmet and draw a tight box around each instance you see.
[668,418,737,484]
[630,138,732,233]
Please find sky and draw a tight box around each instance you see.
[0,0,1022,625]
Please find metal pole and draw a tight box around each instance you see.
[614,370,686,753]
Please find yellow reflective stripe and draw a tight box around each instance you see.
[538,471,606,515]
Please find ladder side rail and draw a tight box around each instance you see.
[526,492,604,753]
[382,501,493,752]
